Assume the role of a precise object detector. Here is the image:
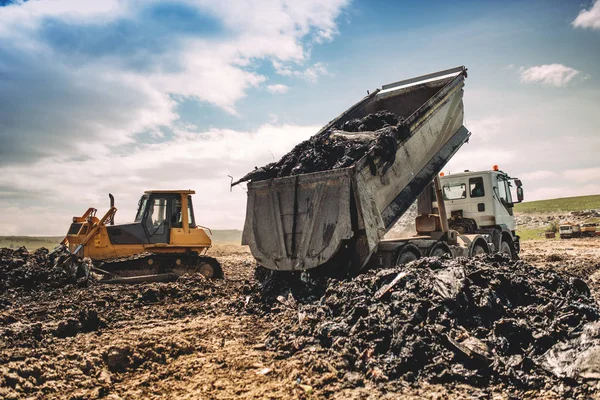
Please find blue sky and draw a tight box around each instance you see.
[0,0,599,235]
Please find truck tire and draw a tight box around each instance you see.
[498,240,519,260]
[499,240,513,257]
[428,242,451,258]
[395,245,421,266]
[471,243,488,256]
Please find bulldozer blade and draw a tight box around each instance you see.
[99,273,179,285]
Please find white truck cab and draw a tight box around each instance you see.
[419,166,524,256]
[437,166,523,232]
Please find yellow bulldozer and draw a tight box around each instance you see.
[62,190,223,283]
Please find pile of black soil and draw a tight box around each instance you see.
[263,254,600,394]
[233,111,407,185]
[0,246,91,292]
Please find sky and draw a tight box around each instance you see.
[0,0,599,235]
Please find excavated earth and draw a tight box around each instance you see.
[1,241,600,399]
[233,111,407,185]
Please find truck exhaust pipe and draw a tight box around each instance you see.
[109,193,115,225]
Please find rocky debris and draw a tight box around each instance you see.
[515,212,600,233]
[572,210,600,218]
[233,111,407,185]
[263,254,600,394]
[0,245,92,292]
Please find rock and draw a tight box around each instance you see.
[105,347,131,372]
[54,319,81,338]
[140,287,161,303]
[97,369,112,385]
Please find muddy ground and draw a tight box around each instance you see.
[2,241,600,399]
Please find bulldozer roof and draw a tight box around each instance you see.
[144,190,196,195]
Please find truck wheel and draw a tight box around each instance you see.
[395,245,421,266]
[429,243,451,258]
[471,244,487,256]
[499,241,513,257]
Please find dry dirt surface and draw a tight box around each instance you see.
[2,242,600,399]
[521,238,600,294]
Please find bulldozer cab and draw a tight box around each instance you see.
[134,190,196,244]
[64,189,215,274]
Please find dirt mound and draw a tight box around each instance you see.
[233,111,407,184]
[0,261,247,398]
[0,246,92,292]
[264,254,600,395]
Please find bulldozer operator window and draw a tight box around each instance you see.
[469,177,485,198]
[171,199,183,228]
[147,198,167,234]
[443,183,467,200]
[187,195,196,228]
[135,196,149,223]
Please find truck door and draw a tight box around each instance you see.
[493,175,515,230]
[144,195,171,244]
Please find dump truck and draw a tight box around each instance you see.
[63,190,223,282]
[240,66,524,274]
[559,223,581,239]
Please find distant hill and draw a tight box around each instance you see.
[0,236,63,250]
[0,229,243,250]
[209,229,242,243]
[514,194,600,214]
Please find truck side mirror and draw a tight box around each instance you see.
[517,187,524,203]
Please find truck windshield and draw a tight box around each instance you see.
[443,183,466,200]
[134,196,149,223]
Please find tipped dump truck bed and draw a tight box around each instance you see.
[242,66,471,272]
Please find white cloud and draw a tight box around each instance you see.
[520,170,559,181]
[562,167,600,183]
[519,64,580,87]
[444,147,517,174]
[0,123,319,235]
[0,0,349,164]
[466,116,504,142]
[526,184,600,202]
[573,0,600,30]
[266,84,290,94]
[273,60,329,82]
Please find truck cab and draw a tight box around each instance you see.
[436,166,523,233]
[416,166,524,257]
[559,223,581,239]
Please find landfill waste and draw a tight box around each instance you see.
[263,254,600,394]
[0,245,92,292]
[541,320,600,380]
[232,111,407,185]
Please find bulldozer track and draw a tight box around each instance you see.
[95,252,223,279]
